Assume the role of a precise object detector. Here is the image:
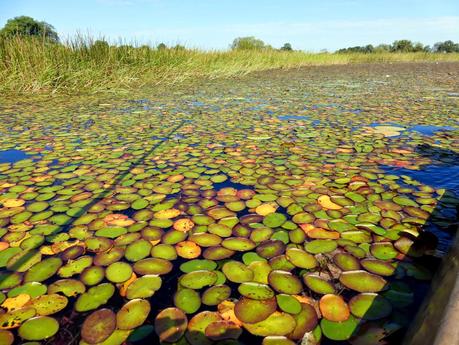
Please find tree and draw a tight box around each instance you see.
[374,44,391,53]
[412,42,428,52]
[172,44,186,51]
[433,40,459,53]
[92,40,109,50]
[391,39,415,52]
[280,43,293,51]
[336,45,373,53]
[157,43,167,50]
[231,36,267,50]
[0,16,59,42]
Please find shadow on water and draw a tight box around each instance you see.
[347,143,459,344]
[0,119,187,289]
[2,137,459,344]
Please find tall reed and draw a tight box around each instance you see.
[1,35,458,95]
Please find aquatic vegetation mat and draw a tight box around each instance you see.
[0,63,458,344]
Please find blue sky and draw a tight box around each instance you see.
[0,0,458,51]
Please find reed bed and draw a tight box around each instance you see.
[1,36,458,95]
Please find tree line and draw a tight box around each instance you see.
[336,40,459,53]
[1,16,458,53]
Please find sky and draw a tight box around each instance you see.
[0,0,458,51]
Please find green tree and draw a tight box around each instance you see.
[280,43,293,51]
[433,40,459,53]
[172,44,186,50]
[92,40,109,50]
[0,16,59,42]
[231,36,267,50]
[391,39,415,52]
[374,44,391,53]
[157,42,167,50]
[412,42,428,52]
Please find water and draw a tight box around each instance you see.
[409,125,456,136]
[0,149,28,163]
[278,115,310,121]
[365,123,456,137]
[381,164,459,194]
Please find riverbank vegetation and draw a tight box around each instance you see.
[1,16,459,95]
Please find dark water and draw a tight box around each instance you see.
[381,164,459,194]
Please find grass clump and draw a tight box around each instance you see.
[1,35,459,95]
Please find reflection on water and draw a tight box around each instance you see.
[381,164,459,194]
[278,115,310,121]
[0,149,28,163]
[409,125,456,136]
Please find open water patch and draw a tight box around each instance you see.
[0,149,29,163]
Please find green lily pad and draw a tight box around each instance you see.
[186,311,222,345]
[320,315,359,341]
[8,282,47,298]
[75,283,115,312]
[268,270,303,295]
[263,213,287,228]
[180,259,217,273]
[238,282,274,300]
[243,311,296,336]
[222,261,253,283]
[27,294,68,316]
[81,308,116,344]
[361,259,396,276]
[126,275,162,299]
[24,257,62,283]
[81,266,106,286]
[286,248,318,269]
[133,257,173,275]
[256,240,286,259]
[370,242,399,260]
[305,240,337,254]
[202,285,232,306]
[0,307,36,329]
[105,261,133,283]
[234,296,277,323]
[0,330,13,345]
[48,279,86,297]
[333,253,360,271]
[180,270,218,289]
[174,288,201,314]
[155,307,188,343]
[303,274,336,294]
[319,294,350,322]
[349,293,392,320]
[221,237,256,251]
[18,316,59,341]
[116,299,151,329]
[276,294,302,314]
[125,240,152,262]
[339,270,387,292]
[289,303,319,340]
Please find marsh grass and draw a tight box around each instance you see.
[1,35,459,95]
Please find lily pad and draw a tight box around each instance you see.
[268,270,303,295]
[116,299,151,329]
[349,293,392,320]
[18,316,59,341]
[81,308,116,344]
[339,270,387,292]
[243,311,296,336]
[155,307,188,343]
[319,294,350,322]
